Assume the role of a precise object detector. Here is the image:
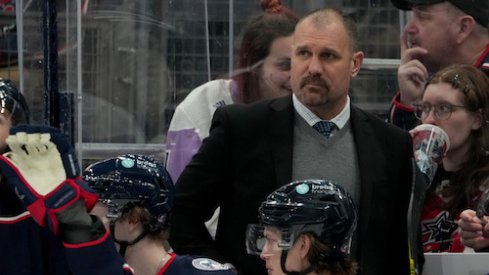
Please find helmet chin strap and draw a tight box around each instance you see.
[280,250,313,275]
[110,222,149,257]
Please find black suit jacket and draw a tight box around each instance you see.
[170,95,417,275]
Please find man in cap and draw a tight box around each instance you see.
[387,0,489,130]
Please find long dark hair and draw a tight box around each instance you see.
[232,0,298,103]
[428,64,489,215]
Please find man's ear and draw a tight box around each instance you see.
[299,234,312,259]
[125,210,143,233]
[127,220,139,233]
[351,51,364,77]
[455,16,475,44]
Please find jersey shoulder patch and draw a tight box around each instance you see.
[191,258,233,271]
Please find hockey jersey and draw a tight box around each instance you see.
[159,253,236,275]
[0,184,132,275]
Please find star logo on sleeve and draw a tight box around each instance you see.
[421,211,457,251]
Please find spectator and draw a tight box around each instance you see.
[388,0,489,130]
[246,179,359,275]
[411,64,489,252]
[458,209,489,252]
[165,0,298,182]
[169,8,416,275]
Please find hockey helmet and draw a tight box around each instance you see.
[246,179,357,256]
[83,154,175,228]
[0,78,29,125]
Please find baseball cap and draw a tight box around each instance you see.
[391,0,488,27]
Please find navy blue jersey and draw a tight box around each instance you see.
[160,253,236,275]
[0,184,133,275]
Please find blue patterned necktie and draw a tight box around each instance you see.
[313,121,336,138]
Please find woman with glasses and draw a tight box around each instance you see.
[411,64,489,252]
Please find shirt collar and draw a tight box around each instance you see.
[292,94,350,129]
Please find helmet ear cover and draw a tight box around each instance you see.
[83,154,175,230]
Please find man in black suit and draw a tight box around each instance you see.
[169,8,418,275]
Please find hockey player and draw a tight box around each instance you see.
[0,79,29,151]
[84,153,237,275]
[246,179,359,275]
[0,79,129,274]
[0,78,234,274]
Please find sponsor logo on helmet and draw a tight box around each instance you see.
[121,158,135,168]
[311,182,334,194]
[295,183,310,194]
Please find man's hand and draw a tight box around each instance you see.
[458,209,489,250]
[0,125,98,235]
[398,33,429,106]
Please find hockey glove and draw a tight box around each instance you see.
[0,125,98,235]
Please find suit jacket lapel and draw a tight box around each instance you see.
[350,106,377,237]
[268,95,294,187]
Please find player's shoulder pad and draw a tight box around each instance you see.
[191,258,233,272]
[10,124,59,135]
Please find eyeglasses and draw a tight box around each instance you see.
[412,102,468,121]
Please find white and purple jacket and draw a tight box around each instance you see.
[165,79,239,182]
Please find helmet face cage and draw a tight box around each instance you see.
[248,179,357,256]
[0,79,29,125]
[83,154,175,228]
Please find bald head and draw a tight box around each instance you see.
[296,8,359,52]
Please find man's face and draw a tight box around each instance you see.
[260,227,286,275]
[290,16,363,120]
[404,2,461,72]
[259,227,314,275]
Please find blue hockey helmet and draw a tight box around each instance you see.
[83,154,175,229]
[246,179,357,256]
[0,78,29,125]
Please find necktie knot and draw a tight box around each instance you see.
[313,121,336,138]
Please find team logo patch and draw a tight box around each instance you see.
[120,158,135,168]
[295,183,310,194]
[192,258,232,271]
